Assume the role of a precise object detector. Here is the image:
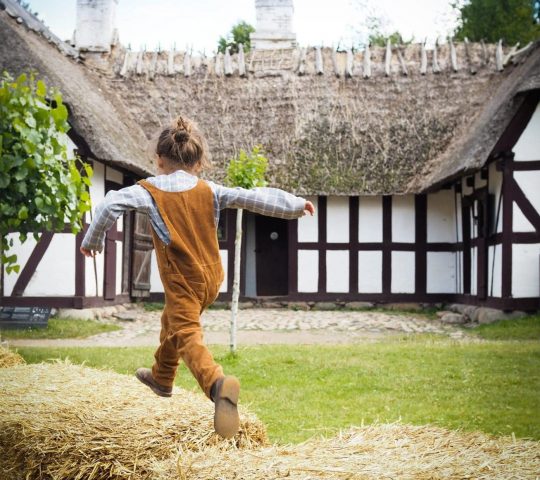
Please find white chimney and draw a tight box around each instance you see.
[251,0,297,50]
[75,0,118,52]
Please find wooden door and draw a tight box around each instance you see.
[255,216,289,296]
[130,212,153,298]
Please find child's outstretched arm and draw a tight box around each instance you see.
[209,183,315,218]
[80,184,153,257]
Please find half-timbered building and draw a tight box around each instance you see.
[1,0,539,312]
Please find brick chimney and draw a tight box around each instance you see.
[75,0,118,52]
[251,0,297,50]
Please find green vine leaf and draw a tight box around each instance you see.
[0,71,93,274]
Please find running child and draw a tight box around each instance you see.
[80,116,315,438]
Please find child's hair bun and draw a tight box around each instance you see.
[172,116,191,145]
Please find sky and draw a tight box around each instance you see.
[29,0,459,53]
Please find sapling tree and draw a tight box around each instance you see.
[225,145,268,353]
[0,72,92,277]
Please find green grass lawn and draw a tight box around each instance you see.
[15,334,540,444]
[471,314,540,341]
[0,317,121,340]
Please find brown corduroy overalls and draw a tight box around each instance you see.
[138,179,225,399]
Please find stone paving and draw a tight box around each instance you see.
[89,307,466,342]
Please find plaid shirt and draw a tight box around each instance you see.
[81,169,307,252]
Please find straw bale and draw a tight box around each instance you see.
[0,346,25,368]
[166,423,540,479]
[0,363,267,480]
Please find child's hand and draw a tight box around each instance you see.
[304,200,315,216]
[80,247,98,258]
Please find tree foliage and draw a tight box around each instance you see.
[217,21,255,54]
[0,72,92,273]
[225,145,268,189]
[453,0,540,44]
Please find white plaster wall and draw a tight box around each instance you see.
[391,251,415,293]
[326,250,349,293]
[106,166,123,185]
[326,197,349,243]
[513,170,540,232]
[488,245,502,298]
[297,196,318,242]
[115,240,123,295]
[245,215,257,297]
[489,162,503,234]
[85,250,105,297]
[512,244,540,298]
[427,252,457,294]
[297,250,318,292]
[3,234,37,296]
[457,251,463,294]
[358,251,382,293]
[358,196,382,242]
[470,247,477,296]
[427,190,456,243]
[455,193,463,242]
[150,250,164,293]
[513,101,540,161]
[392,196,415,243]
[219,250,228,293]
[87,161,105,224]
[24,234,75,296]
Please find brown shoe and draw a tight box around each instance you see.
[212,376,240,439]
[135,368,172,398]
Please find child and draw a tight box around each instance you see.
[80,116,315,439]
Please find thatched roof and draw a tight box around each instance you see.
[0,0,153,177]
[1,0,539,194]
[102,41,539,195]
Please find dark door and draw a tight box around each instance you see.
[255,216,289,296]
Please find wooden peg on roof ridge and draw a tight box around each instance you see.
[238,43,246,77]
[183,51,191,77]
[224,47,233,76]
[315,46,324,75]
[167,49,175,76]
[503,42,520,67]
[345,48,353,78]
[480,39,488,66]
[420,40,427,75]
[332,48,341,77]
[432,39,441,73]
[495,39,503,71]
[215,51,224,76]
[449,37,458,72]
[396,45,408,76]
[297,47,307,75]
[136,50,144,75]
[363,43,371,78]
[148,50,158,80]
[384,38,392,76]
[119,50,131,77]
[464,37,476,75]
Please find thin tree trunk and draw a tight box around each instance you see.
[230,208,243,353]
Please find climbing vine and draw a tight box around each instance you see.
[0,72,92,274]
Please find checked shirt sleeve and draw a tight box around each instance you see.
[81,184,153,252]
[209,182,306,219]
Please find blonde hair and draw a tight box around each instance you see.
[155,116,210,170]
